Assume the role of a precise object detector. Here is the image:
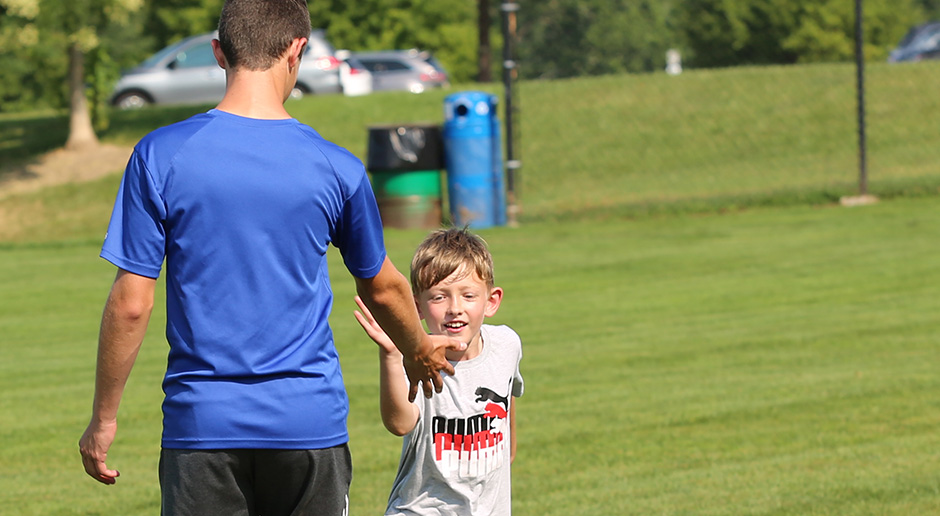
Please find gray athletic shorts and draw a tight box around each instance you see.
[159,445,352,516]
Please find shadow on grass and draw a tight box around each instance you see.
[0,104,210,183]
[0,112,69,177]
[525,176,940,224]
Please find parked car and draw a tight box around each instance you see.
[335,50,373,97]
[110,30,341,109]
[351,49,449,93]
[888,21,940,62]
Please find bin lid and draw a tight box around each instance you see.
[367,124,442,171]
[444,91,498,124]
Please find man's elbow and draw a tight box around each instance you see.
[110,296,153,323]
[109,270,156,322]
[122,298,154,321]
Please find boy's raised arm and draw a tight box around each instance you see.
[354,296,420,435]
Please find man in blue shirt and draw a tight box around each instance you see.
[78,1,462,514]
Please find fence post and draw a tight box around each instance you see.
[501,1,521,226]
[854,0,868,196]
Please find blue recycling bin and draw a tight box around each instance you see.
[442,91,506,228]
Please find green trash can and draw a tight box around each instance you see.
[367,124,443,229]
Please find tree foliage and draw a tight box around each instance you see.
[136,0,482,83]
[517,0,676,79]
[142,0,223,49]
[0,0,936,115]
[308,0,478,82]
[0,0,144,116]
[679,0,924,67]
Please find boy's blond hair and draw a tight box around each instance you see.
[410,228,495,295]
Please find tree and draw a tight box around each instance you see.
[307,0,478,83]
[0,0,143,148]
[59,0,144,150]
[678,0,923,68]
[517,0,676,79]
[477,0,492,82]
[783,0,923,61]
[142,0,224,50]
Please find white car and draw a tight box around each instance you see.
[335,50,373,97]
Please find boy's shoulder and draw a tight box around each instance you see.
[482,323,518,336]
[482,324,522,350]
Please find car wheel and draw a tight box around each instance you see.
[114,91,151,110]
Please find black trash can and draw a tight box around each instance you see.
[366,124,444,230]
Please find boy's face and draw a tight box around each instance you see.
[416,265,502,351]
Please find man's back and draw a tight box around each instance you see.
[102,109,386,449]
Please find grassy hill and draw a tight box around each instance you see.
[4,60,940,243]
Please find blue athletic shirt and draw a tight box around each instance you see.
[101,109,387,450]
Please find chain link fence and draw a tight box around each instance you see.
[5,7,938,226]
[500,26,940,221]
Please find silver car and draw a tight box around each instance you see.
[111,30,342,109]
[351,49,449,94]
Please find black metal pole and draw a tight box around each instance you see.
[855,0,868,195]
[501,2,520,226]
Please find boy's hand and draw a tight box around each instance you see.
[354,296,398,355]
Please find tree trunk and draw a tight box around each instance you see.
[65,42,99,151]
[477,0,492,82]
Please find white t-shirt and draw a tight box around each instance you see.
[386,324,524,516]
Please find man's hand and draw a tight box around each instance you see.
[79,419,120,485]
[403,334,466,402]
[353,257,465,401]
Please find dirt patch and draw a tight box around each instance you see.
[0,143,133,200]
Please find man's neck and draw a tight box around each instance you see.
[215,68,292,120]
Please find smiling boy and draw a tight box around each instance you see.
[355,227,525,515]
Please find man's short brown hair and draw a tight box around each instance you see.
[217,0,312,70]
[410,228,495,295]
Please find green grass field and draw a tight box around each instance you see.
[2,63,940,515]
[2,198,938,515]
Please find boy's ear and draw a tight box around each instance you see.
[484,287,503,317]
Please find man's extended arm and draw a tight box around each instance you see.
[354,256,464,401]
[79,269,155,485]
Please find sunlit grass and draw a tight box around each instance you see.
[3,198,938,515]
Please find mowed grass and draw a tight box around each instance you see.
[1,195,939,515]
[2,62,940,514]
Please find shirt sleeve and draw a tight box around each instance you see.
[332,171,387,279]
[99,150,167,278]
[512,330,524,398]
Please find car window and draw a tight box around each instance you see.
[908,25,940,48]
[173,42,218,69]
[140,40,187,68]
[425,55,446,73]
[361,59,410,73]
